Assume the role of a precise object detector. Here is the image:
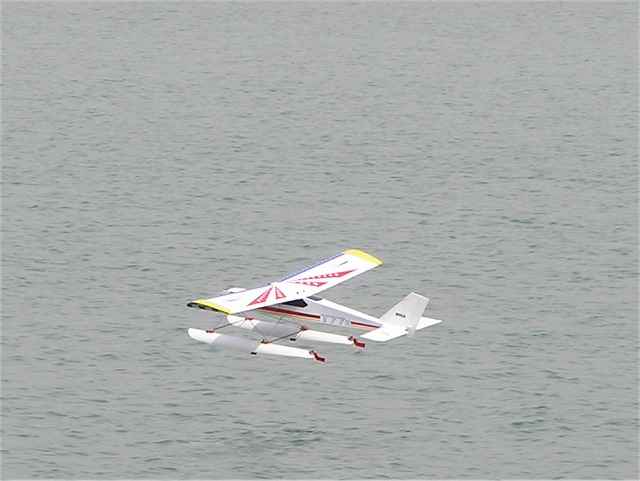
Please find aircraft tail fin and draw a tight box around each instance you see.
[362,293,434,342]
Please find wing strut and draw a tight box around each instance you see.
[225,315,366,348]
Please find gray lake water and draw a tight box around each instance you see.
[2,2,638,479]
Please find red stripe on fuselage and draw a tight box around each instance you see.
[259,306,379,330]
[349,320,379,330]
[259,306,321,320]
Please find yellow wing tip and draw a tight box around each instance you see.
[187,300,233,315]
[343,249,382,265]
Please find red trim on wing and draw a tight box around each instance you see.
[287,280,328,287]
[286,269,356,287]
[249,287,273,306]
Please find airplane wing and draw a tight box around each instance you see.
[187,249,382,315]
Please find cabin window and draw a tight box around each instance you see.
[282,299,308,308]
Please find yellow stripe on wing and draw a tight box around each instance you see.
[343,249,383,266]
[187,300,233,315]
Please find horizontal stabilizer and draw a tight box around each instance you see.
[361,323,409,342]
[226,315,364,348]
[416,316,442,331]
[362,316,442,342]
[187,328,325,361]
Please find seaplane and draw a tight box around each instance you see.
[187,249,442,362]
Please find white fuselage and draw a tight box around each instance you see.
[253,295,383,331]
